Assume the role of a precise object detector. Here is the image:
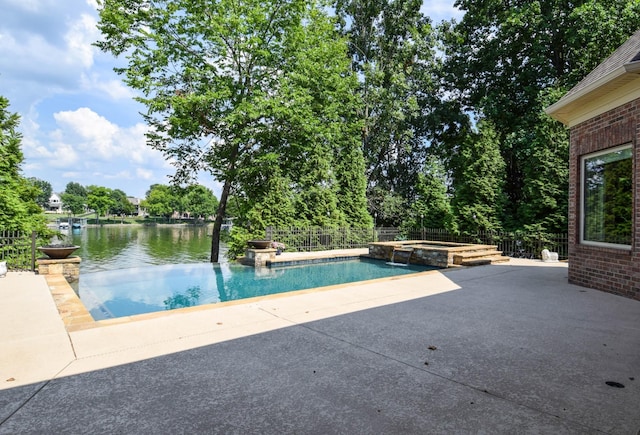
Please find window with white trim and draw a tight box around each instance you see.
[581,144,633,248]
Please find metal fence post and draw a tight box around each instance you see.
[31,231,37,271]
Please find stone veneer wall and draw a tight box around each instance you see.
[37,257,81,283]
[240,248,277,267]
[367,243,450,268]
[569,98,640,300]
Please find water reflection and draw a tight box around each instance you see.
[164,285,202,310]
[68,225,216,273]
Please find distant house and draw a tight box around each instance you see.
[47,193,64,213]
[546,30,640,300]
[127,197,146,217]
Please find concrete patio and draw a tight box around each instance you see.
[1,260,639,434]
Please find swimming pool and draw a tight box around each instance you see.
[78,259,435,320]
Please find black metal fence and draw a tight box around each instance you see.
[266,226,375,251]
[404,228,568,260]
[266,226,568,260]
[0,231,37,271]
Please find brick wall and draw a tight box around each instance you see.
[569,99,640,300]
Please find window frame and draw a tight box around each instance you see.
[580,143,633,250]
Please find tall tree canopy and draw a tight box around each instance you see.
[336,0,440,205]
[97,0,368,261]
[439,0,640,232]
[0,96,49,234]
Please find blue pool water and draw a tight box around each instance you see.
[79,259,435,320]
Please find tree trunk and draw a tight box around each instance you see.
[210,179,232,263]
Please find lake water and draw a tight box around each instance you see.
[67,225,217,274]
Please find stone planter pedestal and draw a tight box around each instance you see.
[37,257,81,283]
[240,248,276,267]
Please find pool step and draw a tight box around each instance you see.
[453,249,509,266]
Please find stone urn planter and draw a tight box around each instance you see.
[37,244,80,259]
[247,240,273,250]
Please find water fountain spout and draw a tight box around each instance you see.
[387,246,411,267]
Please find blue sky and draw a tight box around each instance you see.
[1,0,463,199]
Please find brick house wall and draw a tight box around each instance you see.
[569,98,640,300]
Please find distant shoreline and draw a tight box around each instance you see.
[48,222,213,229]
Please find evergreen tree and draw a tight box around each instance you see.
[450,120,506,233]
[0,96,48,234]
[402,156,454,231]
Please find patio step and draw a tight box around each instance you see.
[453,249,509,266]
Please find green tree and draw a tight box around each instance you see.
[28,178,52,209]
[64,182,87,198]
[0,96,49,234]
[450,121,506,234]
[60,194,85,216]
[336,0,440,203]
[368,187,406,227]
[61,182,87,216]
[109,189,135,216]
[184,185,218,220]
[86,185,115,219]
[402,156,454,232]
[142,184,175,219]
[97,0,365,262]
[440,0,639,232]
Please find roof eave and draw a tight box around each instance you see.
[545,66,627,122]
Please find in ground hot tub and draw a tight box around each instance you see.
[367,241,506,267]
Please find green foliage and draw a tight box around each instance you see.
[64,182,87,198]
[225,226,264,260]
[401,156,455,232]
[450,120,506,233]
[28,178,52,209]
[515,90,569,233]
[60,193,85,216]
[109,189,135,216]
[437,0,640,233]
[97,0,368,261]
[87,185,115,218]
[368,187,406,227]
[184,185,218,220]
[142,184,175,218]
[61,182,88,216]
[336,0,440,200]
[566,1,640,87]
[0,96,49,235]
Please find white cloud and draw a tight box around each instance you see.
[136,168,154,180]
[54,108,119,158]
[64,13,99,68]
[80,73,136,100]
